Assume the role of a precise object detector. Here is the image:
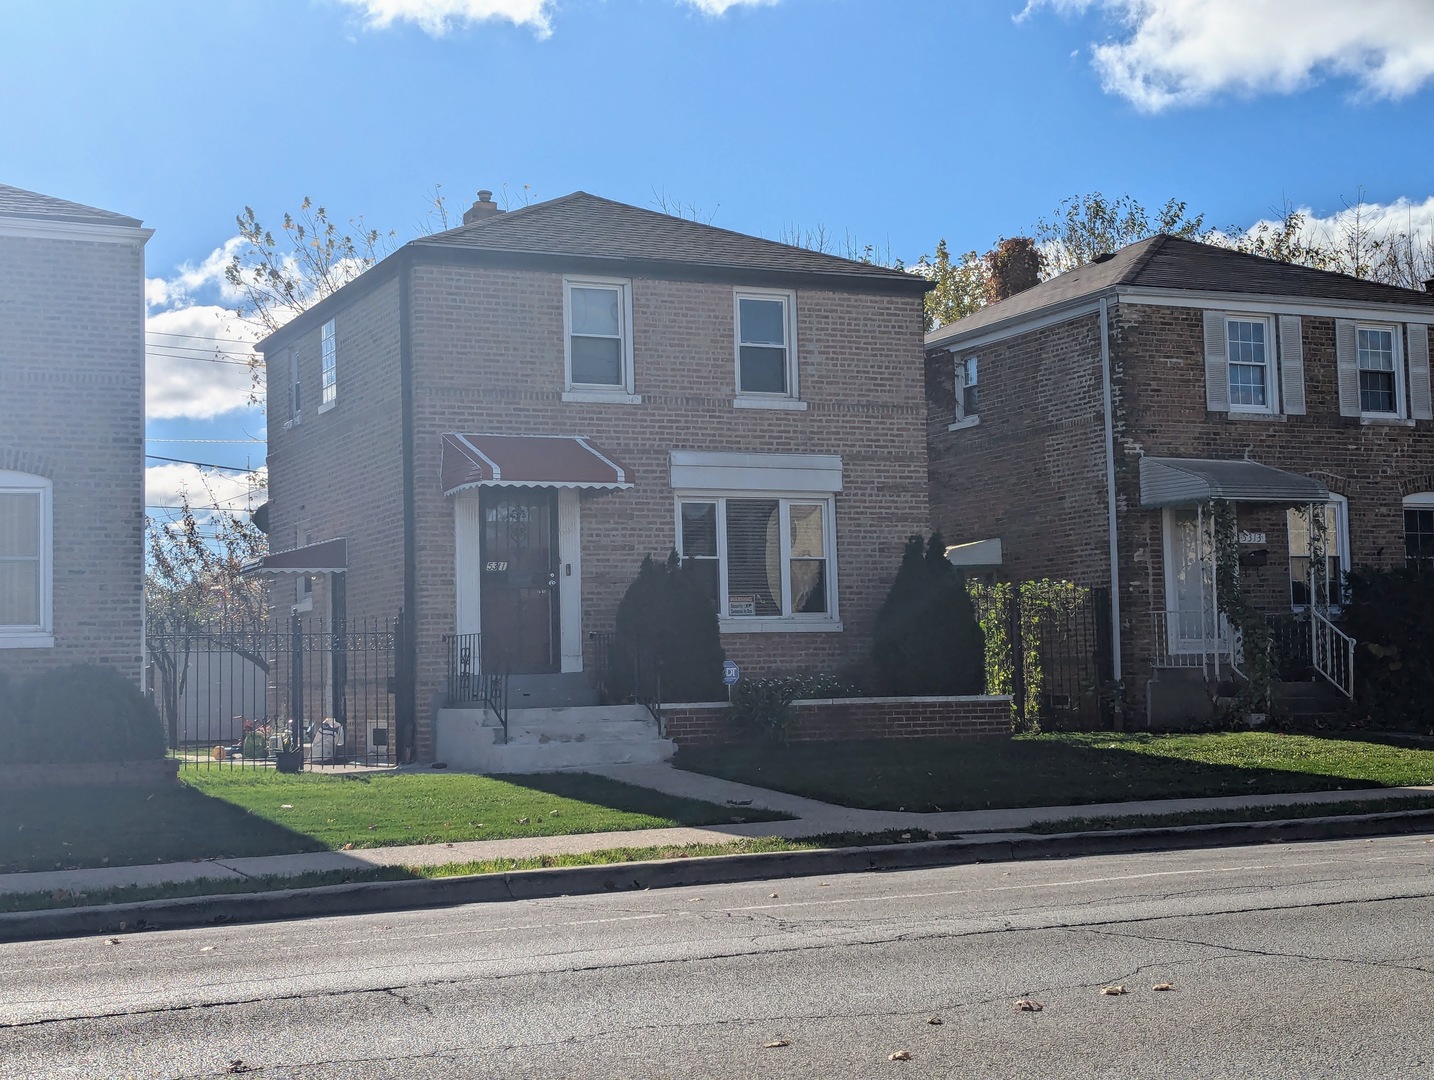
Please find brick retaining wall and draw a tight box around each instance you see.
[663,695,1012,747]
[0,758,180,791]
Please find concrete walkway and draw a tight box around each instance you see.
[4,763,1433,899]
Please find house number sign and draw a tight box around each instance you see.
[1237,532,1266,545]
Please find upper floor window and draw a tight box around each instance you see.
[952,355,979,428]
[320,319,337,410]
[1227,317,1276,412]
[734,289,799,403]
[1357,324,1399,415]
[1404,493,1434,571]
[563,278,636,401]
[0,471,52,646]
[288,347,302,424]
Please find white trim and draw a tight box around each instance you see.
[0,471,53,646]
[316,400,336,415]
[733,396,808,411]
[454,494,482,636]
[947,416,980,432]
[445,479,632,494]
[574,437,628,484]
[669,450,842,494]
[1287,494,1348,611]
[926,299,1103,351]
[320,318,337,408]
[558,490,583,672]
[563,276,635,395]
[455,433,503,480]
[0,218,152,245]
[1225,314,1279,415]
[734,287,799,400]
[675,492,841,629]
[1118,287,1434,325]
[562,390,642,405]
[1355,321,1405,419]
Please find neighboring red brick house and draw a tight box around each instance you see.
[251,191,930,759]
[0,184,151,685]
[925,235,1434,725]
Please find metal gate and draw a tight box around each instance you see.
[969,581,1115,730]
[146,614,399,770]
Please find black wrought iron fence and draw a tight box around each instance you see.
[441,632,510,742]
[146,614,398,770]
[969,580,1115,730]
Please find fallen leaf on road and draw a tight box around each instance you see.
[889,1050,912,1061]
[770,892,779,898]
[927,1017,943,1025]
[105,938,120,946]
[200,946,216,953]
[1151,983,1175,991]
[341,843,354,851]
[1014,999,1043,1011]
[226,1061,253,1075]
[1101,985,1127,996]
[764,1039,791,1048]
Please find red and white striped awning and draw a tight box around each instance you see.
[441,433,632,495]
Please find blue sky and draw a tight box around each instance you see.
[3,0,1433,525]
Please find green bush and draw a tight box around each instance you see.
[870,533,986,696]
[608,552,726,704]
[728,677,799,744]
[8,664,165,764]
[1343,566,1434,730]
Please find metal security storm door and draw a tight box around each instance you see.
[480,490,560,674]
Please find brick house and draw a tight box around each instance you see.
[0,184,151,687]
[925,235,1434,725]
[249,191,930,760]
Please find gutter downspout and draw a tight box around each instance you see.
[398,253,419,762]
[1098,297,1124,714]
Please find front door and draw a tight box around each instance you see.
[480,490,560,674]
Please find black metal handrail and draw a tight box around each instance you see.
[443,632,484,706]
[484,668,510,744]
[635,649,664,737]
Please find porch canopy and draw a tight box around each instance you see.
[1139,457,1329,508]
[240,537,347,577]
[441,432,632,496]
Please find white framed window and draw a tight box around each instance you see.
[319,319,337,411]
[1403,492,1434,571]
[951,355,979,429]
[563,278,637,402]
[0,471,53,647]
[1287,494,1348,608]
[676,494,838,631]
[1358,323,1401,416]
[734,289,802,407]
[1227,316,1277,413]
[287,347,302,425]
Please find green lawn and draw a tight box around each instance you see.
[674,732,1434,813]
[0,769,787,875]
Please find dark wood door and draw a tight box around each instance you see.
[480,490,560,674]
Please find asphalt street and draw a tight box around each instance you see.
[3,835,1433,1078]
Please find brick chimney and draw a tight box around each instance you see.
[462,189,501,225]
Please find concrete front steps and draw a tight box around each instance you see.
[434,703,675,773]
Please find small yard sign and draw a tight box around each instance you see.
[723,661,741,686]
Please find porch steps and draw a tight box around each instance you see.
[434,704,675,773]
[506,672,600,709]
[1272,680,1351,724]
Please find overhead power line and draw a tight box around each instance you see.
[145,454,262,473]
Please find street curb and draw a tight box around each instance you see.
[5,808,1434,943]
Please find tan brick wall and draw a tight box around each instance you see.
[266,261,930,759]
[664,695,1012,745]
[0,233,146,686]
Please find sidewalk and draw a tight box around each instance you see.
[4,763,1433,900]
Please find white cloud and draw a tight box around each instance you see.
[1238,194,1434,281]
[146,462,266,516]
[683,0,778,14]
[146,304,262,421]
[336,0,555,37]
[1025,0,1434,111]
[145,236,246,311]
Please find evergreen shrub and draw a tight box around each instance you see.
[1343,566,1434,729]
[870,533,986,696]
[608,552,726,705]
[8,664,165,764]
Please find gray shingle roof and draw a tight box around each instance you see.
[0,183,142,228]
[929,234,1434,346]
[414,191,922,286]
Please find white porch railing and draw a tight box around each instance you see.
[1153,608,1237,680]
[1311,609,1355,699]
